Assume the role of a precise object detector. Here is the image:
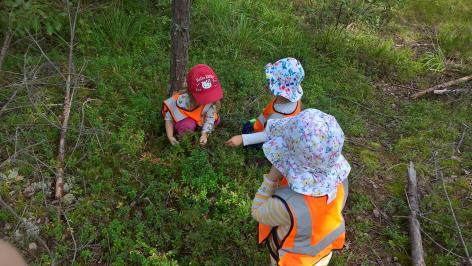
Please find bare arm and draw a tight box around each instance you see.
[251,166,290,226]
[214,100,221,113]
[226,131,268,147]
[200,104,217,145]
[165,119,179,145]
[201,105,216,134]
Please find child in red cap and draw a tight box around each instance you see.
[162,64,223,146]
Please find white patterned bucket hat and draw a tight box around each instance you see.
[264,57,304,102]
[262,109,350,201]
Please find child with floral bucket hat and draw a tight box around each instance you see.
[226,57,304,148]
[250,109,351,266]
[162,64,223,146]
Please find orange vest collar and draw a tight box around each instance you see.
[253,98,301,132]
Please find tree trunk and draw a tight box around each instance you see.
[0,30,12,73]
[169,0,191,96]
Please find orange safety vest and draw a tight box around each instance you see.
[162,93,218,126]
[253,98,301,132]
[259,179,348,266]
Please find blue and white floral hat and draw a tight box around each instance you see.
[262,109,350,202]
[264,57,304,102]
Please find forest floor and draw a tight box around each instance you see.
[0,0,471,265]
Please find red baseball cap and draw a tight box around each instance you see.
[187,64,223,105]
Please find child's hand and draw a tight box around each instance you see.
[168,136,179,146]
[199,133,208,145]
[225,135,243,147]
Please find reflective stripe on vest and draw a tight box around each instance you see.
[257,114,266,126]
[264,178,348,262]
[202,104,212,115]
[279,223,345,258]
[163,95,187,122]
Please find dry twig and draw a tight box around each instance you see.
[23,47,61,129]
[62,211,78,264]
[0,88,20,117]
[70,98,92,156]
[411,75,472,99]
[0,141,44,169]
[455,124,468,154]
[420,227,466,259]
[0,30,12,73]
[434,152,472,265]
[55,0,80,199]
[441,180,472,265]
[28,33,66,81]
[433,88,470,95]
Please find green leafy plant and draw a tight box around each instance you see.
[1,0,471,265]
[0,0,67,36]
[421,49,446,73]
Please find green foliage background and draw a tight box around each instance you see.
[0,0,471,265]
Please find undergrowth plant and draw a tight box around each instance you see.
[397,0,472,63]
[0,0,471,265]
[313,26,423,81]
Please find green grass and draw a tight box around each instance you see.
[397,0,472,63]
[313,26,424,81]
[0,0,471,265]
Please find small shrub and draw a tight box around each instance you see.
[398,0,472,62]
[192,0,308,59]
[347,192,373,216]
[394,136,431,161]
[89,9,149,53]
[302,0,398,29]
[360,150,381,173]
[420,49,447,73]
[314,27,423,81]
[383,225,409,262]
[438,22,472,61]
[117,126,145,156]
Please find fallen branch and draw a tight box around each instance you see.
[55,0,80,199]
[411,75,472,99]
[407,161,426,266]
